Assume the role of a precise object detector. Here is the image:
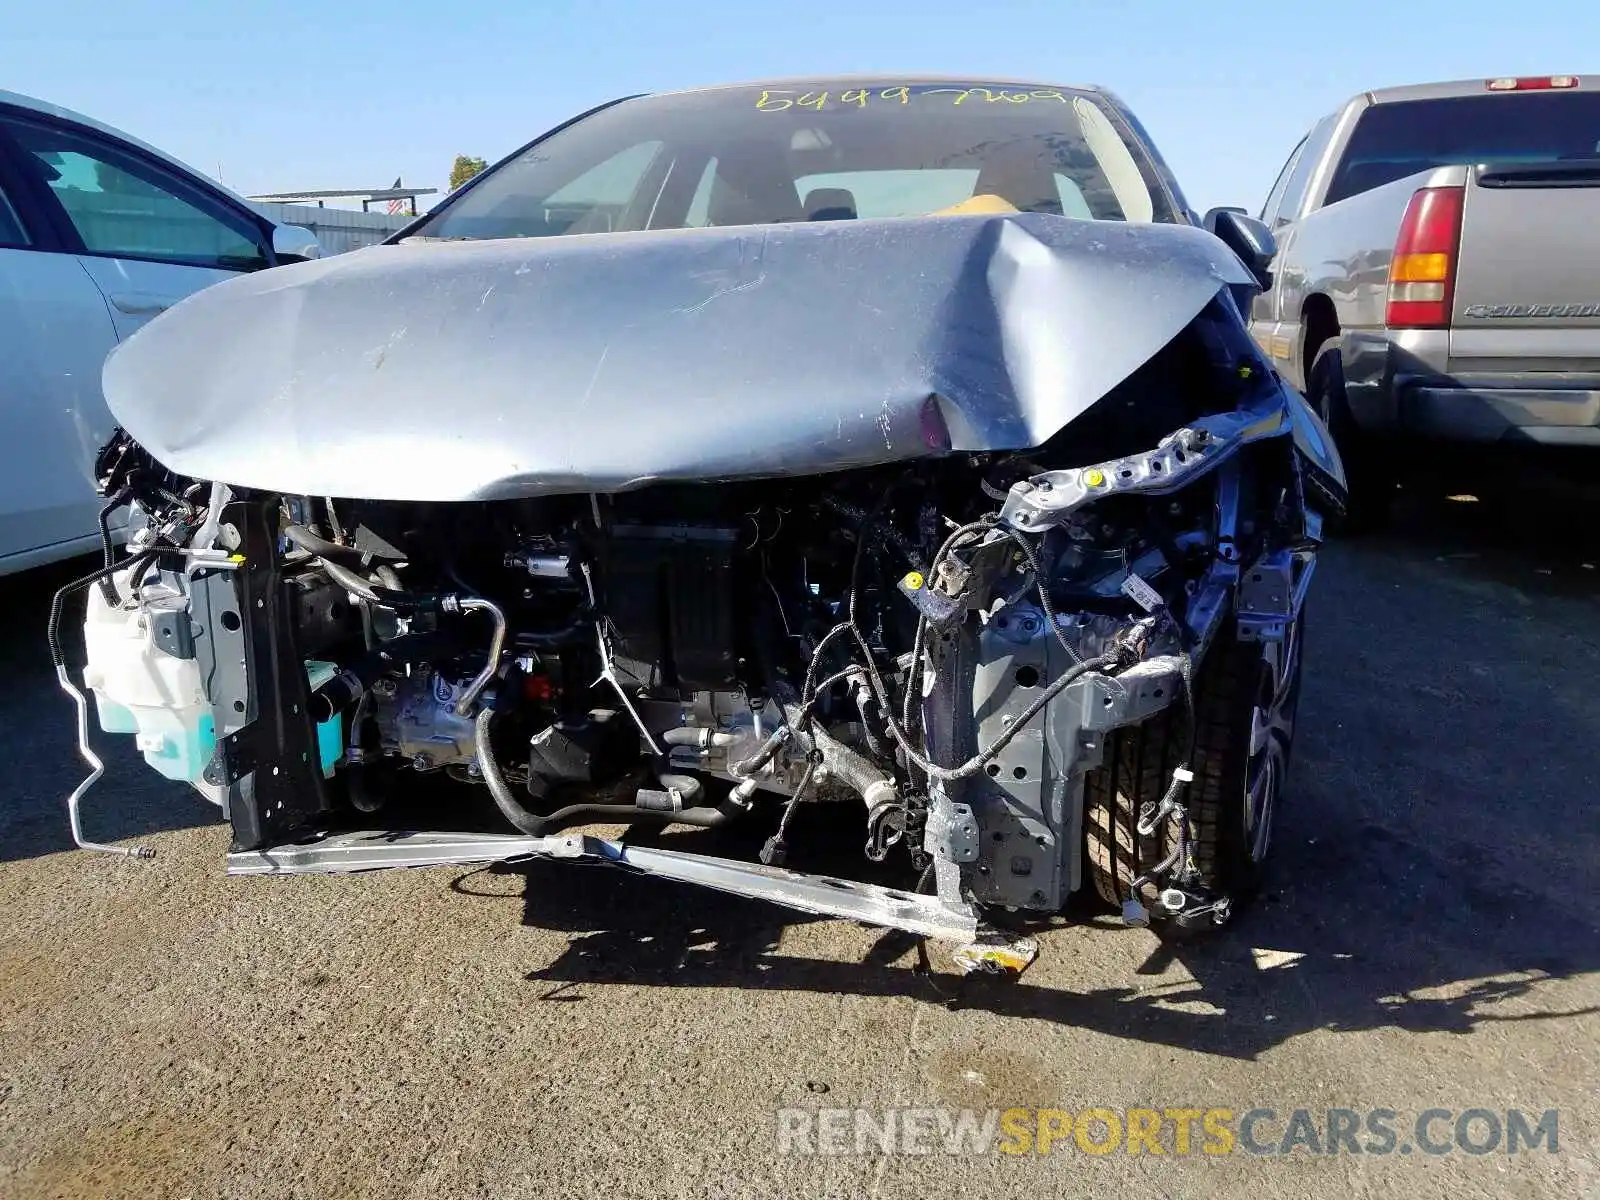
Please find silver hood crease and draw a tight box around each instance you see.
[102,212,1255,500]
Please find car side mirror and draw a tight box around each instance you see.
[272,224,322,264]
[1203,207,1276,290]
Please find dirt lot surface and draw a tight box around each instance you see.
[1,484,1596,1199]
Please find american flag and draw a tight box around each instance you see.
[385,177,405,216]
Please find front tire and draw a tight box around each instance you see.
[1084,612,1304,926]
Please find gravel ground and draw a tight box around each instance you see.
[1,483,1596,1200]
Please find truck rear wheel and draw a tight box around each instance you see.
[1307,342,1391,532]
[1083,612,1303,926]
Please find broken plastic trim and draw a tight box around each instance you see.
[227,828,983,943]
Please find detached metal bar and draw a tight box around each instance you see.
[228,829,981,943]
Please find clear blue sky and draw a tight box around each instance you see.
[6,0,1596,215]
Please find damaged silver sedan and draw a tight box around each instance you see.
[54,79,1345,973]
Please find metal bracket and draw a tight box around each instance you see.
[227,829,982,943]
[924,800,980,863]
[212,727,259,786]
[998,390,1291,531]
[1235,548,1294,643]
[146,601,195,660]
[1235,548,1316,644]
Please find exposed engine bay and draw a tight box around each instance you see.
[56,288,1344,971]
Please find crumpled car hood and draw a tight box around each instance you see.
[103,212,1254,502]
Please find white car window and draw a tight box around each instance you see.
[4,117,268,270]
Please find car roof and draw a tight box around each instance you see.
[1364,74,1599,103]
[0,86,268,216]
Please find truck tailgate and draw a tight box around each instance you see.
[1452,161,1600,369]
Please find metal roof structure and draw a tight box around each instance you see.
[247,187,439,214]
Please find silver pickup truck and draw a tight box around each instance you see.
[1243,75,1600,522]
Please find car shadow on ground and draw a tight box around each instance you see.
[490,477,1600,1059]
[0,556,221,864]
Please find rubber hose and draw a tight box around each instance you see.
[728,724,790,779]
[346,762,387,814]
[475,706,548,835]
[779,699,897,808]
[475,708,743,836]
[320,557,384,605]
[653,772,704,804]
[661,727,738,749]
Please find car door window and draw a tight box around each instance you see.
[1274,149,1317,225]
[2,116,268,270]
[1274,115,1340,224]
[1259,137,1307,226]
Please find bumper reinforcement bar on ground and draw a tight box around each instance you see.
[228,829,990,946]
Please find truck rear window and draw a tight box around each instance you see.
[1326,92,1600,204]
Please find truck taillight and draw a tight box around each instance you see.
[1387,186,1464,329]
[1486,75,1579,90]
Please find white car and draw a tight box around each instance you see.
[0,89,318,575]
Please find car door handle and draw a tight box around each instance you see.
[107,292,174,317]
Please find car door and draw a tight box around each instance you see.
[0,110,273,343]
[1250,134,1308,352]
[0,139,122,571]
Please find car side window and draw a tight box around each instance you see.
[1259,137,1307,226]
[1,116,268,270]
[1274,115,1340,225]
[1254,140,1305,228]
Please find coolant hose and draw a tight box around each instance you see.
[780,700,899,816]
[476,707,547,835]
[661,727,738,749]
[474,708,746,836]
[319,557,385,605]
[647,772,704,806]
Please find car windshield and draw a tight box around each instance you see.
[413,82,1172,241]
[1326,91,1600,203]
